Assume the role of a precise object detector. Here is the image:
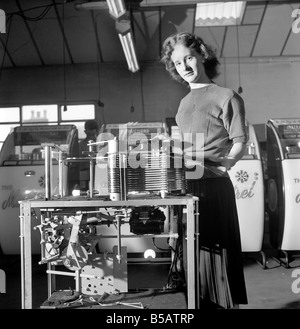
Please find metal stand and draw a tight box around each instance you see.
[243,250,268,269]
[271,250,300,268]
[19,196,199,309]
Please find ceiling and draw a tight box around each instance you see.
[0,0,300,71]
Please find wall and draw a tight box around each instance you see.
[0,57,299,128]
[217,58,300,125]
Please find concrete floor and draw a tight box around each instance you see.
[1,244,300,309]
[240,249,300,309]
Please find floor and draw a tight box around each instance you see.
[240,249,300,309]
[1,242,300,310]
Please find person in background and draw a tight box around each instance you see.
[79,119,99,156]
[161,32,248,309]
[78,119,99,190]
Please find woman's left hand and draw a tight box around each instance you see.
[220,156,237,171]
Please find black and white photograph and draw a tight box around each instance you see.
[0,0,300,314]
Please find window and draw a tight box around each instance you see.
[0,103,96,151]
[60,104,96,140]
[22,104,58,124]
[0,107,20,151]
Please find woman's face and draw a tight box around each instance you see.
[171,43,206,85]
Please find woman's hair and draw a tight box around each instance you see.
[84,119,98,131]
[161,32,220,86]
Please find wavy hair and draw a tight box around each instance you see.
[161,32,220,87]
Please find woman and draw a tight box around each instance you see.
[161,32,248,309]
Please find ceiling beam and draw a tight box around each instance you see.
[0,17,16,68]
[220,26,228,58]
[52,0,74,65]
[280,3,300,56]
[0,37,16,68]
[15,0,45,66]
[249,1,267,57]
[91,11,104,63]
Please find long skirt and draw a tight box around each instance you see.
[188,177,248,308]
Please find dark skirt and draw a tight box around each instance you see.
[188,177,248,308]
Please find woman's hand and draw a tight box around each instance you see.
[221,143,247,170]
[220,156,237,171]
[185,159,227,177]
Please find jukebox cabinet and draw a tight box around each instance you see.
[228,122,265,266]
[0,125,79,254]
[266,118,300,265]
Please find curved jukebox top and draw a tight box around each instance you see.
[267,118,300,161]
[0,124,78,165]
[266,118,300,250]
[0,125,79,255]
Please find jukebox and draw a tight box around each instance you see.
[266,118,300,265]
[228,122,265,265]
[0,124,79,254]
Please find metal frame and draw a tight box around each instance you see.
[19,195,199,309]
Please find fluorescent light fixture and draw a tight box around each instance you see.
[140,0,200,6]
[195,2,246,27]
[107,0,126,19]
[75,0,126,19]
[118,31,140,73]
[78,1,138,72]
[75,1,108,11]
[0,9,5,33]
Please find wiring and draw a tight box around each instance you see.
[6,2,69,22]
[164,206,186,291]
[14,5,53,21]
[235,1,243,94]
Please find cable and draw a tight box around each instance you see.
[164,205,186,291]
[235,1,243,94]
[62,3,67,110]
[6,1,73,21]
[14,5,53,22]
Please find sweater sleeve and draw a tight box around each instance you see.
[222,92,248,144]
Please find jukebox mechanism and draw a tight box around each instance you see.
[105,138,187,201]
[34,204,181,295]
[129,206,166,235]
[35,208,130,295]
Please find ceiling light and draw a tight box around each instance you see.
[118,31,139,73]
[106,0,126,19]
[140,0,199,6]
[0,9,5,33]
[195,2,246,27]
[116,18,139,73]
[75,1,108,11]
[75,1,126,19]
